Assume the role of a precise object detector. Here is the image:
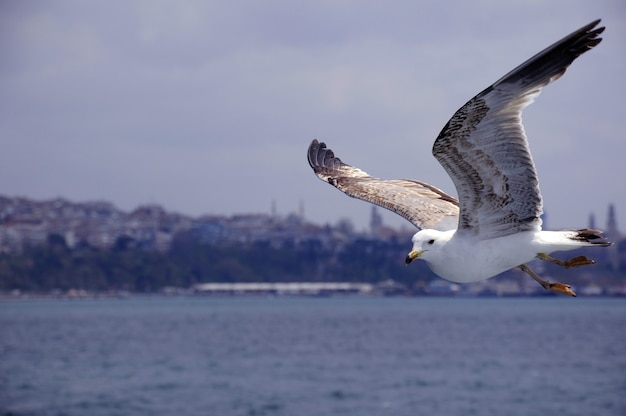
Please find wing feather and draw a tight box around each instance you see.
[307,140,459,231]
[433,20,604,239]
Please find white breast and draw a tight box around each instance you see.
[424,231,540,283]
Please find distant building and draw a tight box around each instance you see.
[606,204,621,240]
[605,204,621,271]
[588,213,596,230]
[370,206,383,236]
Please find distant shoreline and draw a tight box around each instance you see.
[2,290,625,301]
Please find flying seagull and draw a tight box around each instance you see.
[307,20,611,296]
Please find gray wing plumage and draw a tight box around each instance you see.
[307,139,459,231]
[306,20,603,238]
[433,19,603,239]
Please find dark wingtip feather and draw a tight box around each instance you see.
[573,228,613,246]
[307,139,349,187]
[307,139,327,170]
[491,19,604,90]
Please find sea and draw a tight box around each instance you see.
[1,296,625,416]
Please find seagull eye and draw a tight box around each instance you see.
[428,239,435,245]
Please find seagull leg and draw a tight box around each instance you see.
[536,253,595,269]
[518,264,576,297]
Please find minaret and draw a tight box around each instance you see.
[588,213,596,230]
[606,204,621,271]
[370,206,383,236]
[606,204,620,239]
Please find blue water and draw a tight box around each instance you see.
[1,297,625,416]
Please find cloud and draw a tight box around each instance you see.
[1,0,625,233]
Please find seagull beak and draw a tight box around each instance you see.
[405,249,425,264]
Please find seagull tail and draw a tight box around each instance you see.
[570,228,612,246]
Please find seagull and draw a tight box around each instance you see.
[307,20,611,297]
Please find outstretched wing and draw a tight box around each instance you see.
[433,20,603,240]
[307,139,459,231]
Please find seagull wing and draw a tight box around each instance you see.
[433,20,603,240]
[307,139,459,231]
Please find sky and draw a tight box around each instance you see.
[1,1,625,233]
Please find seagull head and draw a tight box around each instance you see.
[405,229,449,264]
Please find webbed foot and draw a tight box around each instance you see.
[545,282,576,297]
[537,253,595,269]
[518,264,577,297]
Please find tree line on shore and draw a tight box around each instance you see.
[0,232,434,292]
[1,231,621,293]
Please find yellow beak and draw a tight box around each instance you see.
[405,249,425,264]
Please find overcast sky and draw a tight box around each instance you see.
[1,1,625,233]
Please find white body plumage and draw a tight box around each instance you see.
[411,229,603,283]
